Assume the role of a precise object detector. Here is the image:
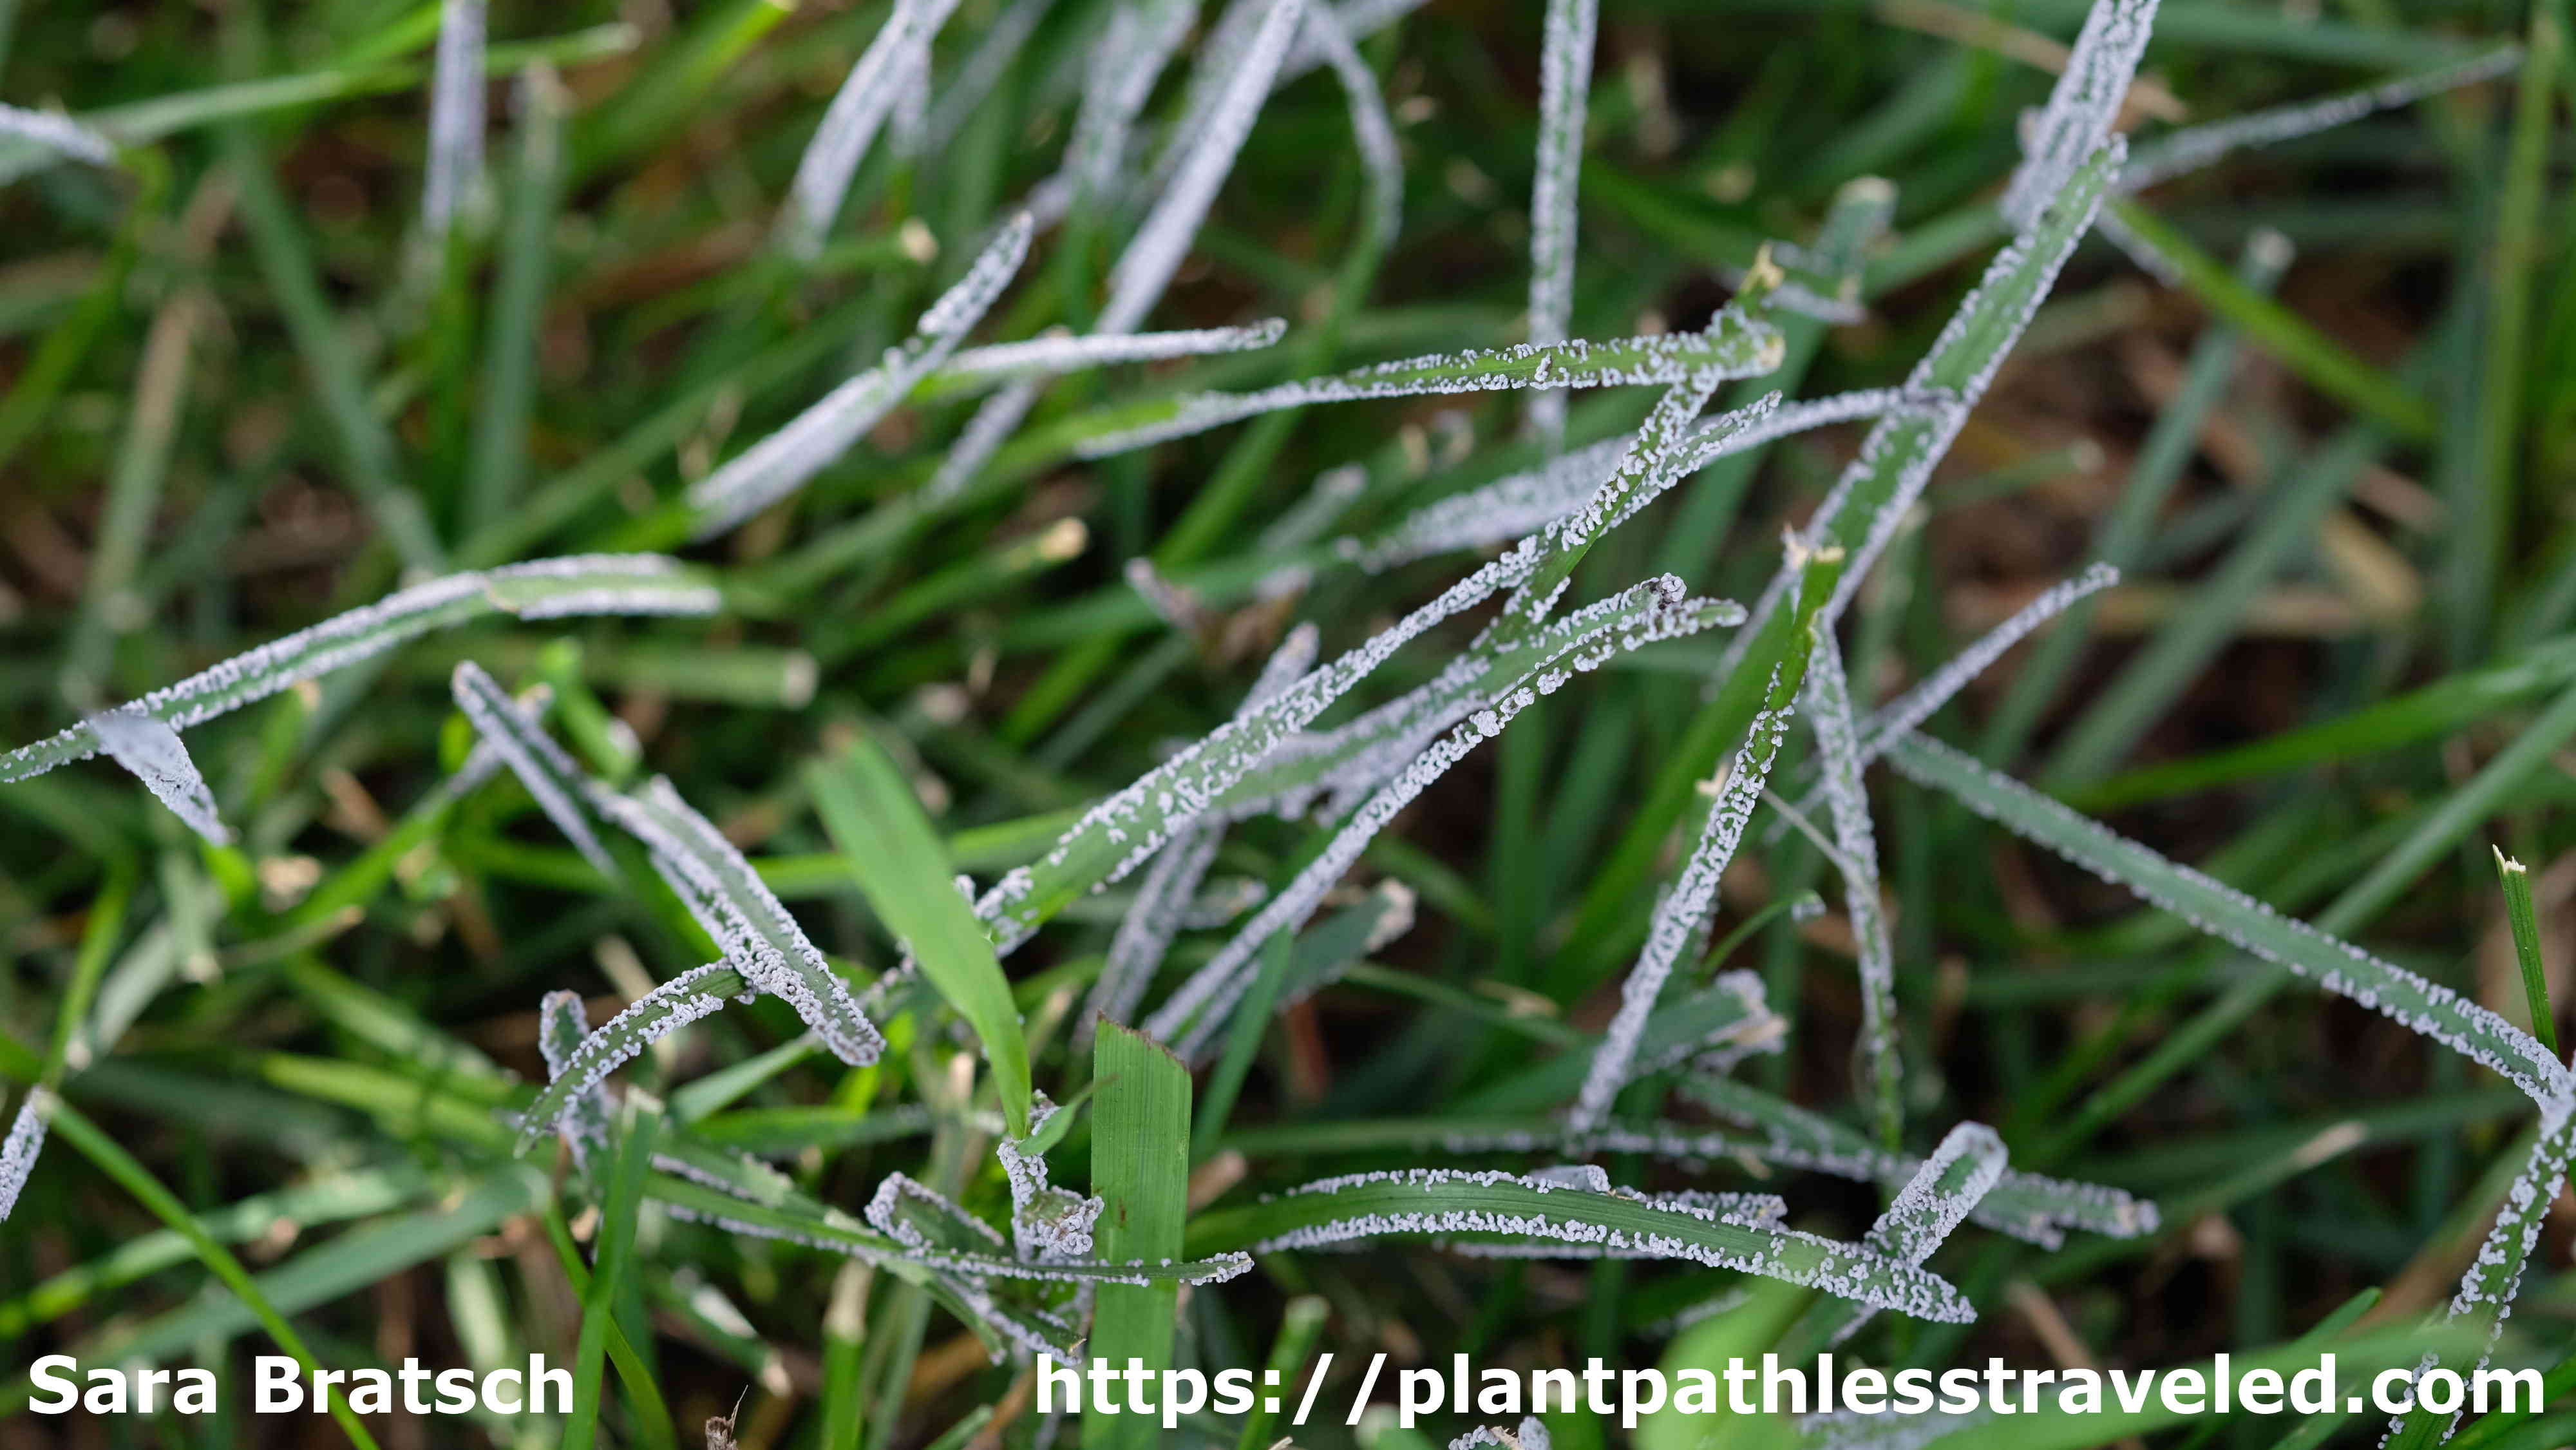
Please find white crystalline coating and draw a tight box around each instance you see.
[0,102,115,166]
[1856,562,2118,765]
[1523,0,1596,447]
[2120,48,2521,195]
[422,0,487,238]
[866,1172,1010,1253]
[1065,0,1202,207]
[1244,1169,1971,1320]
[1125,557,1204,631]
[1072,321,1782,459]
[0,1087,53,1222]
[1572,687,1795,1132]
[1080,625,1316,1044]
[1451,1418,1551,1450]
[1886,732,2576,1107]
[451,662,619,880]
[922,0,1057,155]
[1801,1407,1990,1450]
[535,990,614,1170]
[86,707,231,846]
[1,555,715,787]
[1302,0,1404,247]
[2372,1102,2574,1449]
[940,318,1288,382]
[591,777,887,1068]
[1144,579,1732,1049]
[781,0,967,258]
[1998,0,2159,231]
[996,1092,1106,1261]
[1343,385,1915,573]
[692,214,1033,538]
[1101,0,1307,336]
[1804,634,1900,1145]
[1526,1163,1613,1192]
[515,963,735,1145]
[1629,970,1785,1078]
[1824,1121,2008,1345]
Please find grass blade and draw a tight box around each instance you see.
[808,734,1033,1140]
[1090,1022,1193,1447]
[2496,849,2557,1057]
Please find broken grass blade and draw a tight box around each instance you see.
[514,963,749,1151]
[2,555,715,786]
[689,213,1032,537]
[1885,731,2573,1106]
[452,662,619,881]
[1072,316,1784,458]
[1523,0,1596,449]
[86,708,231,846]
[779,0,965,259]
[2497,849,2559,1057]
[1185,1168,1974,1322]
[807,735,1032,1138]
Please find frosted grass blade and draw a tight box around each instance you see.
[807,736,1032,1138]
[86,709,231,846]
[2000,0,2159,230]
[1524,0,1596,448]
[535,991,614,1171]
[1302,0,1403,246]
[2497,849,2558,1056]
[514,963,750,1150]
[1072,318,1785,458]
[1186,1168,1975,1321]
[451,662,619,880]
[0,103,116,168]
[1,555,717,785]
[421,0,488,239]
[1082,625,1318,1044]
[1454,1419,1550,1450]
[1065,0,1202,211]
[0,1089,52,1222]
[688,213,1032,537]
[934,319,1287,386]
[1885,732,2574,1105]
[779,0,965,258]
[1146,577,1743,1049]
[1100,0,1304,334]
[2119,48,2522,195]
[1570,547,1836,1132]
[592,778,886,1068]
[1806,633,1900,1148]
[1804,1122,2007,1348]
[2379,1107,2575,1449]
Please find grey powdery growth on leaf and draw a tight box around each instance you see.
[779,0,967,258]
[513,963,740,1149]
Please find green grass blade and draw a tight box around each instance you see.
[2496,848,2558,1056]
[808,734,1032,1140]
[1090,1020,1193,1450]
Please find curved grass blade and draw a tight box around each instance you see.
[808,736,1032,1138]
[1,555,717,785]
[1794,1122,2007,1351]
[592,778,886,1067]
[514,964,750,1150]
[1186,1168,1975,1321]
